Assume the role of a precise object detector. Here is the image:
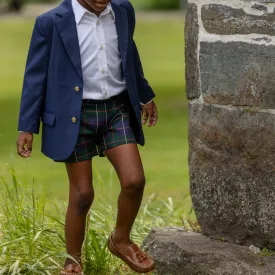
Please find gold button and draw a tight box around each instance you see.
[72,117,77,123]
[74,86,80,92]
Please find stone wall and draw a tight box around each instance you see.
[185,0,275,249]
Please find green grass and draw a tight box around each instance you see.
[0,167,195,274]
[0,16,188,203]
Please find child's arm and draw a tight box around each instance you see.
[17,16,49,158]
[18,16,49,134]
[132,40,156,104]
[120,0,156,104]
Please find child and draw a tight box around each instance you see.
[17,0,158,274]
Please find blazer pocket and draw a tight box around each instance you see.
[41,112,56,126]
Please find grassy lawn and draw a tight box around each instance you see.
[0,16,188,205]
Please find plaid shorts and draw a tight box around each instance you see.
[60,92,137,163]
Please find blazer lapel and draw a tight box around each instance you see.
[55,0,83,80]
[111,3,129,73]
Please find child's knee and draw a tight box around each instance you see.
[70,187,95,215]
[122,174,146,195]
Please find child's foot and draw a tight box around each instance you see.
[111,230,134,254]
[108,231,155,274]
[60,262,83,275]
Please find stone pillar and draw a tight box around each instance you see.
[185,0,275,249]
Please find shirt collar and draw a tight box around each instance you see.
[72,0,115,25]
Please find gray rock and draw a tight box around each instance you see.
[253,37,272,43]
[251,4,268,12]
[142,227,275,275]
[249,245,261,254]
[185,3,200,100]
[242,0,275,3]
[188,102,275,249]
[200,41,275,108]
[202,4,275,36]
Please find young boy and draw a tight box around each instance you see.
[17,0,158,274]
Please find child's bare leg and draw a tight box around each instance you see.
[105,144,145,251]
[63,160,94,272]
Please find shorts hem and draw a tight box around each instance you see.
[54,152,98,163]
[98,140,137,157]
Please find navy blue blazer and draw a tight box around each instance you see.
[18,0,155,161]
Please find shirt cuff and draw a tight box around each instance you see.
[140,99,153,105]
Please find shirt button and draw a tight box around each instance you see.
[72,117,77,123]
[74,86,80,92]
[97,21,100,26]
[101,68,105,73]
[100,45,104,50]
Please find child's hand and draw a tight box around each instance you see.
[17,132,33,158]
[141,101,158,127]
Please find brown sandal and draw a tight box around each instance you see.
[60,263,83,275]
[108,231,156,274]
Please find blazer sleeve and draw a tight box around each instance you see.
[120,0,156,104]
[18,16,49,134]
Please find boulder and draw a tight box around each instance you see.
[188,102,275,248]
[142,227,275,275]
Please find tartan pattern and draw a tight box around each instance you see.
[61,95,137,163]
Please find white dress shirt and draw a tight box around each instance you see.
[72,0,127,100]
